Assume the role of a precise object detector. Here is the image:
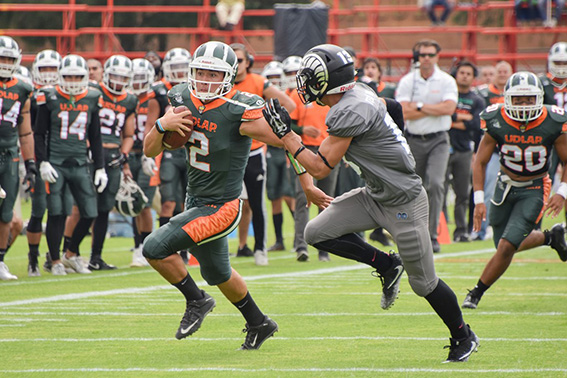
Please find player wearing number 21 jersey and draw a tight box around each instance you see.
[142,41,287,350]
[463,72,567,310]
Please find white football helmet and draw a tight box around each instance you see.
[32,49,61,86]
[188,41,238,101]
[103,55,133,95]
[130,58,155,95]
[261,61,285,90]
[115,175,149,217]
[14,66,33,86]
[162,48,191,84]
[548,42,567,79]
[59,54,89,95]
[282,55,302,89]
[0,36,22,79]
[504,71,544,123]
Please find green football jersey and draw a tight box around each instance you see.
[377,81,396,99]
[133,89,156,150]
[0,77,33,151]
[151,79,172,117]
[93,83,138,145]
[481,103,567,177]
[167,84,264,204]
[539,73,567,110]
[37,86,103,166]
[475,83,504,107]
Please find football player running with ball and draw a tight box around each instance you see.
[463,72,567,310]
[263,44,479,362]
[142,42,289,350]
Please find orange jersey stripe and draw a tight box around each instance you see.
[535,176,552,224]
[181,199,240,243]
[149,152,162,186]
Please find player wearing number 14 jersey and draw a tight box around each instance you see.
[34,54,107,276]
[142,41,283,350]
[463,72,567,310]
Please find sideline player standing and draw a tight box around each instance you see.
[142,42,282,350]
[462,72,567,309]
[264,44,479,362]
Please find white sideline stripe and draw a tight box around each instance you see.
[1,336,566,343]
[0,248,531,308]
[2,310,565,317]
[1,368,567,374]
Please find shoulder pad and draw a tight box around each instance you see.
[539,74,552,86]
[480,103,501,120]
[232,91,264,108]
[546,104,567,123]
[89,81,101,90]
[167,84,190,107]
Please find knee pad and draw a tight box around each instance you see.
[200,266,231,286]
[27,216,43,233]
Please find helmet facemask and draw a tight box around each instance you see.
[0,36,21,79]
[504,72,544,123]
[59,55,89,95]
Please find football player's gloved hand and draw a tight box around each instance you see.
[108,152,127,169]
[263,98,292,139]
[23,160,38,192]
[39,161,59,184]
[0,185,5,206]
[94,168,108,193]
[141,155,157,177]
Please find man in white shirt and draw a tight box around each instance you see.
[396,39,458,253]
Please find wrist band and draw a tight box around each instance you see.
[293,145,306,159]
[286,151,307,175]
[473,190,484,205]
[155,119,166,134]
[557,182,567,199]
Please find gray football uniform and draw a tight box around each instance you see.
[304,83,438,296]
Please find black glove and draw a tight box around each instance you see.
[263,98,292,139]
[23,159,37,193]
[107,152,128,168]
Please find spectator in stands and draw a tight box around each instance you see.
[514,0,545,26]
[445,61,485,243]
[424,0,456,26]
[478,65,496,86]
[543,0,565,27]
[87,59,103,82]
[396,39,458,253]
[216,0,245,31]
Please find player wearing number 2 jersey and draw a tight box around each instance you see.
[142,41,285,350]
[463,72,567,310]
[34,54,107,276]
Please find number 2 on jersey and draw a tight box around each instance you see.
[189,131,210,172]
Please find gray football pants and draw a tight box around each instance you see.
[407,132,450,240]
[304,187,439,297]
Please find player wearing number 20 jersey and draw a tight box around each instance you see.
[463,72,567,310]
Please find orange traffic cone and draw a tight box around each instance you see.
[188,253,200,267]
[437,211,451,245]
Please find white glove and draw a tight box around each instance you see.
[39,161,59,183]
[141,155,157,177]
[93,168,108,193]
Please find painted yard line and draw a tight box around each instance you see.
[1,336,566,343]
[1,311,565,317]
[1,367,566,374]
[0,248,528,307]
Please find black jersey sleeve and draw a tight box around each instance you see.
[33,104,51,164]
[384,98,405,132]
[88,111,105,169]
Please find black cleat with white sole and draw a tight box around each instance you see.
[239,316,278,350]
[175,290,216,340]
[373,252,404,310]
[88,258,117,271]
[548,223,567,262]
[444,325,479,363]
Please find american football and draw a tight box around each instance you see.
[162,106,195,150]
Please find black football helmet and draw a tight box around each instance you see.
[115,175,148,217]
[296,44,356,105]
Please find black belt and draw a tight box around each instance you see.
[406,131,447,140]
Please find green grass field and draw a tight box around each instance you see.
[1,203,567,377]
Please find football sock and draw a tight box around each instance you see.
[62,236,72,254]
[273,213,283,243]
[233,291,265,327]
[159,217,170,227]
[69,217,95,256]
[46,215,65,261]
[474,279,490,295]
[91,212,109,258]
[543,229,552,245]
[132,220,141,248]
[0,248,6,262]
[173,273,203,301]
[313,233,392,273]
[141,232,151,244]
[28,244,39,265]
[425,279,469,340]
